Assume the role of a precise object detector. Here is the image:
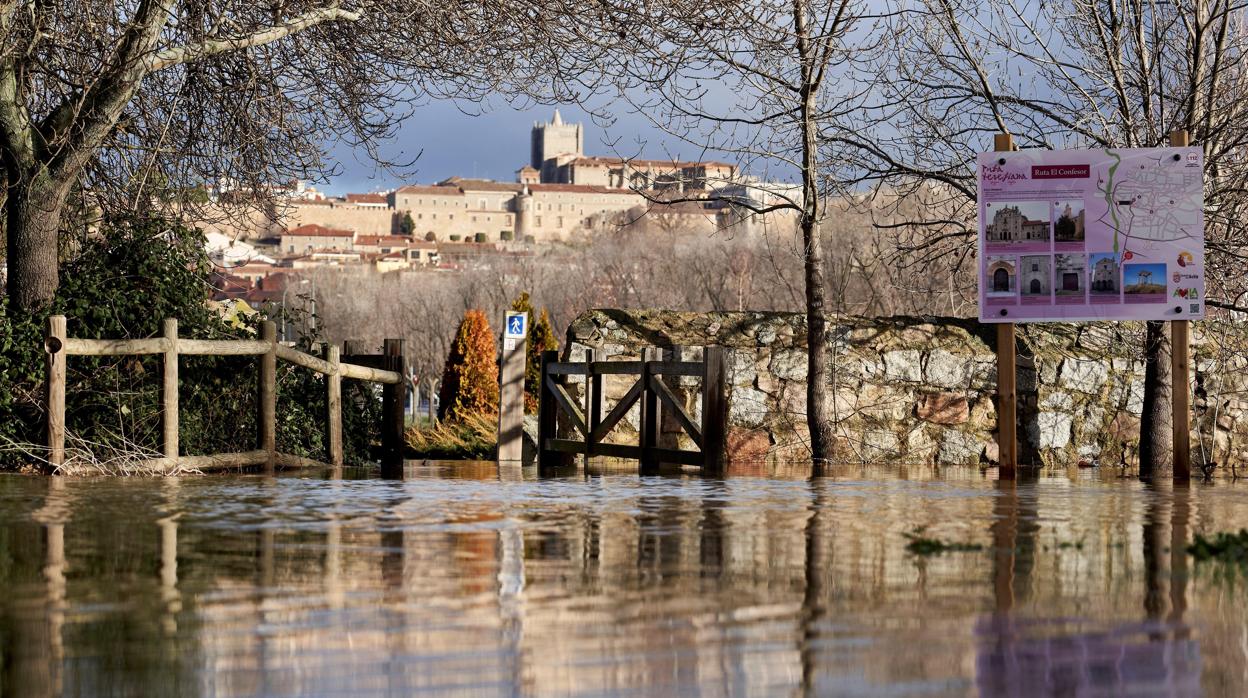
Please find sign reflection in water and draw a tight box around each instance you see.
[0,465,1240,696]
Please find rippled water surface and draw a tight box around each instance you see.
[3,463,1248,696]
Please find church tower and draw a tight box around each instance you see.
[530,109,583,182]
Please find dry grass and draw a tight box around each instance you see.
[404,412,498,460]
[0,431,204,476]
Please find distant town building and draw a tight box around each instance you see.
[346,193,388,208]
[531,109,585,182]
[203,109,783,251]
[280,224,355,254]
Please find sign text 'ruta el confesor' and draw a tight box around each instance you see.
[977,146,1204,323]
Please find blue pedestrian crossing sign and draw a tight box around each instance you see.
[504,311,527,339]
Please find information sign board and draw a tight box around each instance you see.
[978,146,1203,322]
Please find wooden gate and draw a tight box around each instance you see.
[537,347,728,473]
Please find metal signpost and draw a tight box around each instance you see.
[498,310,528,462]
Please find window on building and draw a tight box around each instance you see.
[1031,263,1039,271]
[536,216,542,226]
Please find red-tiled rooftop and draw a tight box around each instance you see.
[527,183,639,195]
[394,184,465,196]
[346,193,388,204]
[284,223,354,237]
[438,177,525,193]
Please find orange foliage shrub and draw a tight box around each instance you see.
[437,309,499,422]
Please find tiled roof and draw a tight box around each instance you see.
[441,177,525,193]
[394,184,465,196]
[284,224,354,237]
[526,183,641,195]
[346,193,388,204]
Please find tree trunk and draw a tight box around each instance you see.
[5,172,68,311]
[1138,320,1173,477]
[794,4,833,468]
[803,214,833,465]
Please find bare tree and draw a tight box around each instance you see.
[609,0,884,465]
[836,0,1248,472]
[0,0,600,311]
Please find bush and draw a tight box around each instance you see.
[424,231,437,242]
[0,215,380,471]
[474,232,488,243]
[437,310,498,422]
[500,230,514,241]
[449,234,462,242]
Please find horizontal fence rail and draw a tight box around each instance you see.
[537,346,727,474]
[44,316,406,474]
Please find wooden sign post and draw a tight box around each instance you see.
[498,310,528,462]
[1170,129,1192,481]
[994,133,1018,479]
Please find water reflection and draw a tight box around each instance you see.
[0,465,1245,695]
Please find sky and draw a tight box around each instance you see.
[321,101,696,195]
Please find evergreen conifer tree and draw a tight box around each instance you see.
[437,310,499,422]
[509,292,559,413]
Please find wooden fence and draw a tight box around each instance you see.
[537,346,728,473]
[44,316,407,472]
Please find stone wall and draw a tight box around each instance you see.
[562,309,1248,468]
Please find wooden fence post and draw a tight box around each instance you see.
[381,338,405,475]
[259,321,277,468]
[1171,129,1192,481]
[326,345,343,467]
[994,132,1018,479]
[587,349,600,462]
[639,347,660,473]
[162,318,179,467]
[537,350,559,470]
[702,346,728,475]
[46,316,67,470]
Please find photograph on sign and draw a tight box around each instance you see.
[977,146,1204,322]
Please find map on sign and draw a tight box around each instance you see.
[977,146,1204,323]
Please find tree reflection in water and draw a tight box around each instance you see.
[0,464,1243,696]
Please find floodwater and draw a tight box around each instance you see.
[1,464,1246,697]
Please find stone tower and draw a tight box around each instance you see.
[530,109,583,181]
